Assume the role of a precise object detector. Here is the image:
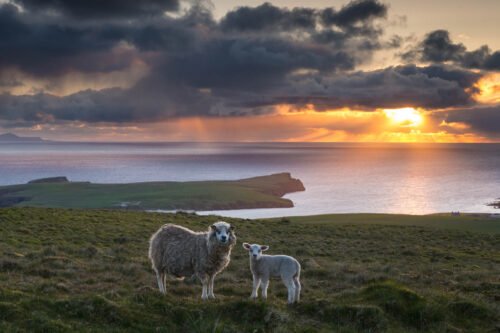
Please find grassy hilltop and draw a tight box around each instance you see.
[0,208,499,332]
[0,173,304,210]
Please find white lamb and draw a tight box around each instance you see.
[242,243,301,304]
[149,221,236,300]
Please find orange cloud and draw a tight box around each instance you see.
[474,72,500,104]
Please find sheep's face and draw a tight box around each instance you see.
[211,221,234,245]
[243,243,269,260]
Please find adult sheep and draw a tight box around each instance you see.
[148,221,236,300]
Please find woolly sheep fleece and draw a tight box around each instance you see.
[148,221,236,299]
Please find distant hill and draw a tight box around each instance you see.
[0,132,46,142]
[0,172,305,210]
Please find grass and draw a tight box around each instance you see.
[0,173,304,210]
[276,213,500,233]
[0,207,499,332]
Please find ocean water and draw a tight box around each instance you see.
[0,142,499,218]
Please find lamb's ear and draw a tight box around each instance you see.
[242,242,251,250]
[229,224,235,232]
[210,224,217,231]
[261,245,269,251]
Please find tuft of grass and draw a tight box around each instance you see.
[360,281,445,330]
[297,302,388,332]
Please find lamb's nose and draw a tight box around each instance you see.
[253,254,257,257]
[221,236,227,241]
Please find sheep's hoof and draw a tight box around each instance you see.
[208,294,216,299]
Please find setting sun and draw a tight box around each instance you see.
[383,107,424,127]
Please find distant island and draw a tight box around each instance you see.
[0,133,46,142]
[488,199,500,209]
[0,173,305,210]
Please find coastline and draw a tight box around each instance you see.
[0,173,305,210]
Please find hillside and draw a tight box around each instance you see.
[0,208,498,332]
[0,133,45,142]
[0,173,305,210]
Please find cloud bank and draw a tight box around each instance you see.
[0,0,498,141]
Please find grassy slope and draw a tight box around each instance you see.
[0,208,499,332]
[0,173,304,210]
[277,213,500,233]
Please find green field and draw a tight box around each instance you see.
[0,208,498,332]
[0,173,304,210]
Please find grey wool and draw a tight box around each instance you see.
[149,221,236,300]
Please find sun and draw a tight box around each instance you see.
[383,107,423,127]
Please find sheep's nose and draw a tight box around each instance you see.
[221,236,227,241]
[253,254,257,258]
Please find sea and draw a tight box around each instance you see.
[0,142,499,218]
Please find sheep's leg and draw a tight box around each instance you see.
[208,275,216,299]
[293,276,301,303]
[200,276,209,301]
[163,273,167,293]
[251,275,261,299]
[283,278,296,304]
[260,279,269,300]
[156,271,165,294]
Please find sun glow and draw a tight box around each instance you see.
[474,72,500,104]
[383,107,423,127]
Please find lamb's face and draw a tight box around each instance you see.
[243,243,269,260]
[211,221,233,245]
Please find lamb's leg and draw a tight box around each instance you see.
[261,279,269,300]
[208,275,216,299]
[283,278,296,304]
[293,276,301,303]
[251,274,261,299]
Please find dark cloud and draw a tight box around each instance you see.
[12,0,180,19]
[220,0,387,33]
[220,3,316,32]
[442,106,500,135]
[420,30,466,63]
[162,37,356,91]
[0,0,384,79]
[403,29,500,70]
[320,0,387,27]
[0,64,483,124]
[252,65,481,110]
[0,89,131,123]
[0,4,138,76]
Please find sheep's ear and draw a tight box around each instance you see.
[210,224,217,231]
[242,242,251,250]
[229,225,234,232]
[261,245,269,251]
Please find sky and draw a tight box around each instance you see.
[0,0,499,142]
